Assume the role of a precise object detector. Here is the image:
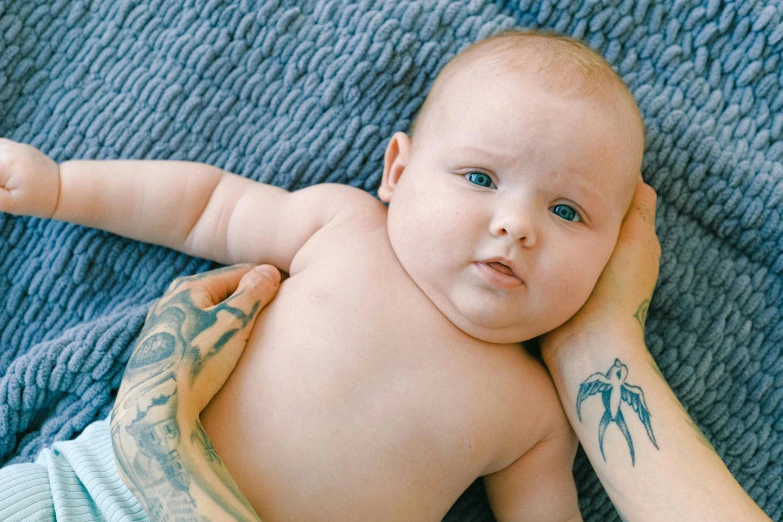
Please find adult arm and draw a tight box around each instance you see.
[110,263,281,521]
[539,179,771,521]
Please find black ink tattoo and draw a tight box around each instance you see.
[111,267,262,521]
[128,332,177,369]
[576,358,659,466]
[126,388,188,492]
[192,422,222,465]
[634,299,650,334]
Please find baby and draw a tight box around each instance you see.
[1,29,644,521]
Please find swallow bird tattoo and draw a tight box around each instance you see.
[576,358,659,466]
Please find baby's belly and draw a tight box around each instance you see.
[200,284,490,520]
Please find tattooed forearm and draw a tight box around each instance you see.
[576,349,716,467]
[111,403,206,521]
[111,270,261,522]
[576,358,659,466]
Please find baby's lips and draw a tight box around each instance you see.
[487,261,515,277]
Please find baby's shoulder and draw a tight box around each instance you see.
[288,184,387,273]
[316,184,386,232]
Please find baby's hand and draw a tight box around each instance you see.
[0,138,60,218]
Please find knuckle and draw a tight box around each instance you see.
[636,205,655,226]
[245,270,264,288]
[255,266,280,287]
[167,276,187,292]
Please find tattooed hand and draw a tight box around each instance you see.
[110,263,281,521]
[540,178,661,361]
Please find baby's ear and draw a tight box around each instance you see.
[378,131,411,203]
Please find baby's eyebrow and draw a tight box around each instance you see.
[568,179,605,206]
[459,145,510,161]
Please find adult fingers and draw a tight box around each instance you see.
[164,264,249,305]
[168,264,279,311]
[586,179,661,312]
[183,265,281,414]
[621,178,657,227]
[217,264,281,318]
[618,179,661,260]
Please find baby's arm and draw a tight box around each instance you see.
[0,138,375,271]
[484,425,582,522]
[55,158,367,271]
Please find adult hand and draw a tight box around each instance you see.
[540,178,661,363]
[113,263,281,423]
[111,263,281,522]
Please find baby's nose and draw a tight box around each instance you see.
[491,209,537,247]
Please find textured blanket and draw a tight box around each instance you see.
[0,0,781,520]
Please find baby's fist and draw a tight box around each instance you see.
[0,138,60,219]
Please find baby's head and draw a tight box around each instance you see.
[378,29,645,344]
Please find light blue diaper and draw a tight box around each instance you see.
[0,418,148,522]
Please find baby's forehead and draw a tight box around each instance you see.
[442,60,631,116]
[415,35,645,145]
[432,75,633,144]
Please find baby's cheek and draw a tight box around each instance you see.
[563,239,614,305]
[546,260,598,322]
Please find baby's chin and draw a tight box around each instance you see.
[435,297,546,345]
[452,315,542,345]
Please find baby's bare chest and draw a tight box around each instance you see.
[200,224,548,520]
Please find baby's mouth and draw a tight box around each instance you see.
[474,261,523,290]
[487,262,514,277]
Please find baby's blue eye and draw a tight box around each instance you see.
[466,172,494,188]
[551,204,581,222]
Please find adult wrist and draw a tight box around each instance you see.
[540,317,647,370]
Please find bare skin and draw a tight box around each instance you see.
[1,137,772,520]
[199,198,572,520]
[1,70,593,519]
[0,48,641,518]
[4,35,768,520]
[110,265,280,521]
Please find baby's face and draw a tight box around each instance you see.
[379,64,643,344]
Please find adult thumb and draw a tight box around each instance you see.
[236,264,281,310]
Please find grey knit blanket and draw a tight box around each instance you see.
[0,0,781,520]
